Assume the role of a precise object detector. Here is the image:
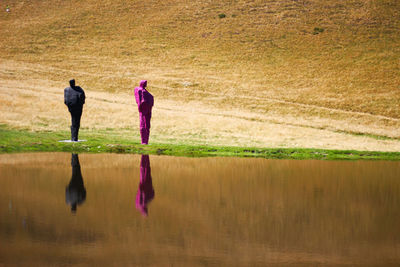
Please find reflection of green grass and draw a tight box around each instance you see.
[1,125,399,160]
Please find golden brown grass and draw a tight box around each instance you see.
[0,0,399,151]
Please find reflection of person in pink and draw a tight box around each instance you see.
[134,80,154,144]
[135,155,154,216]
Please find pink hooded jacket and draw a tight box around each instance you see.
[134,80,154,115]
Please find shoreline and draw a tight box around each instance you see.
[1,126,399,161]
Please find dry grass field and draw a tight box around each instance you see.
[0,0,399,151]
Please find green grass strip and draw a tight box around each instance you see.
[1,125,399,160]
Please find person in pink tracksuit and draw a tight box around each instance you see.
[134,80,154,144]
[135,155,154,216]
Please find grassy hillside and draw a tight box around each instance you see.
[0,0,399,150]
[1,0,399,115]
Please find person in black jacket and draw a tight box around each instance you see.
[64,79,85,141]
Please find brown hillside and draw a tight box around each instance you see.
[1,0,399,149]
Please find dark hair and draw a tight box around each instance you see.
[69,79,76,88]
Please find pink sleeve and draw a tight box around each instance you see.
[134,88,140,105]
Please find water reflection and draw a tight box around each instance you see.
[135,155,154,216]
[65,153,86,213]
[1,153,399,265]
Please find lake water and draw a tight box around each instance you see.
[0,153,399,266]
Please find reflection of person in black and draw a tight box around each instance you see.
[64,79,85,141]
[135,155,155,216]
[66,154,86,213]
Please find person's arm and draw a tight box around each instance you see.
[134,88,140,105]
[81,89,86,105]
[64,89,68,105]
[138,90,144,111]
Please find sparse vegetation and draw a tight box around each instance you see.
[218,13,226,19]
[313,27,324,35]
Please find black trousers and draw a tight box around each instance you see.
[68,106,83,141]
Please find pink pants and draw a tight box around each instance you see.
[139,112,151,144]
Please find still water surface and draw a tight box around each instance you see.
[0,153,399,266]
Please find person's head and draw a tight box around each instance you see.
[139,80,147,89]
[69,79,76,88]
